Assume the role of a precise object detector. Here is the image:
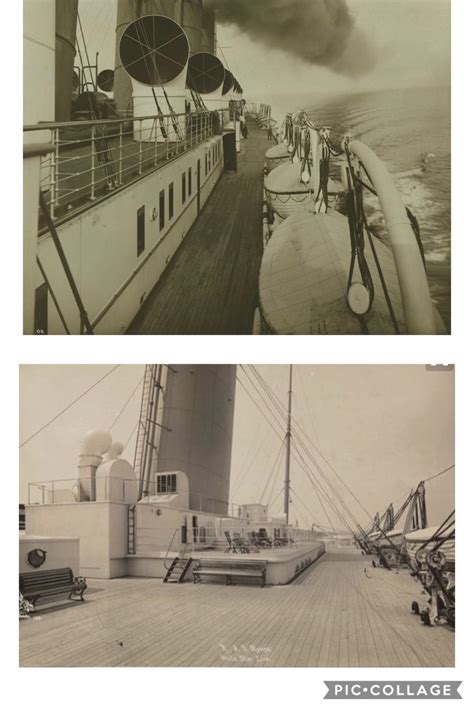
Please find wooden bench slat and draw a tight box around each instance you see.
[19,567,87,607]
[197,569,263,577]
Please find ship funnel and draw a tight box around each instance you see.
[152,365,237,515]
[55,0,79,121]
[186,52,224,94]
[202,2,216,54]
[181,0,203,55]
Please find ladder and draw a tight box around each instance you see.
[163,557,193,584]
[133,365,153,482]
[127,505,136,554]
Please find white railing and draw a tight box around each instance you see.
[27,477,237,515]
[134,524,324,555]
[24,108,228,222]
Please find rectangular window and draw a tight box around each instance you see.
[137,205,145,256]
[182,171,186,204]
[159,189,165,230]
[188,167,192,194]
[156,473,177,493]
[168,182,174,220]
[34,283,48,334]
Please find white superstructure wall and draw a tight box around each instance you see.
[23,0,55,128]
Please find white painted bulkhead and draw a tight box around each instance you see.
[19,534,80,576]
[36,136,224,334]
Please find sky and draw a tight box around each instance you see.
[78,0,450,105]
[19,365,454,531]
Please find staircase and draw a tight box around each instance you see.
[163,556,193,583]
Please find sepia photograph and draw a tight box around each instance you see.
[23,0,451,335]
[19,364,455,667]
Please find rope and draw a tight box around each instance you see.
[20,366,121,448]
[345,163,375,311]
[109,376,144,431]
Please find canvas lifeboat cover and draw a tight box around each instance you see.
[405,526,455,563]
[264,160,339,194]
[259,210,406,334]
[265,143,290,161]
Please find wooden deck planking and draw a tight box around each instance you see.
[128,120,269,335]
[20,548,454,668]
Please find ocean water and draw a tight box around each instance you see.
[269,86,451,330]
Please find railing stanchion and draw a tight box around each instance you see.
[154,118,158,166]
[90,125,96,200]
[138,119,143,175]
[54,127,60,213]
[118,122,123,185]
[48,128,57,220]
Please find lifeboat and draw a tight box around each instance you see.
[406,524,455,627]
[264,160,340,219]
[257,129,447,335]
[405,527,455,569]
[258,210,407,334]
[265,142,291,172]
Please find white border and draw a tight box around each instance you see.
[2,0,473,708]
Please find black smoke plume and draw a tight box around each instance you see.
[206,0,376,76]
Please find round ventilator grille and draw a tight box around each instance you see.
[119,15,189,86]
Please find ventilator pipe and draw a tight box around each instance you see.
[346,139,437,334]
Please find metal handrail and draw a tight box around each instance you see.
[163,527,181,570]
[23,109,213,132]
[27,476,237,513]
[25,108,226,221]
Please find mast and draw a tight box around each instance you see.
[284,365,293,525]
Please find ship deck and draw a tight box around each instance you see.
[19,547,454,667]
[128,118,269,334]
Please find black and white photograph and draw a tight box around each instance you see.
[13,0,471,702]
[19,364,454,667]
[23,0,451,334]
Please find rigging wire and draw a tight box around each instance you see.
[240,366,351,533]
[265,444,286,508]
[259,439,286,504]
[109,375,144,432]
[289,485,321,530]
[240,366,362,528]
[20,365,121,448]
[244,365,373,523]
[268,485,285,511]
[124,422,139,450]
[231,425,274,499]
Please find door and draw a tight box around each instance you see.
[223,130,237,172]
[197,159,201,213]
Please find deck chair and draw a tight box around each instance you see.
[233,532,251,553]
[249,531,265,549]
[224,531,236,553]
[257,528,273,548]
[247,532,261,553]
